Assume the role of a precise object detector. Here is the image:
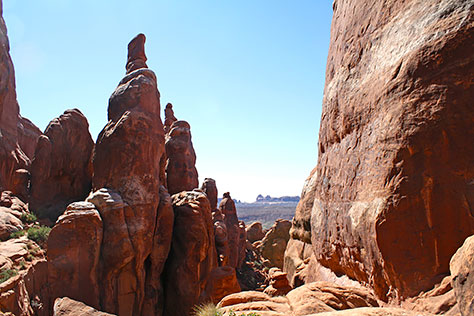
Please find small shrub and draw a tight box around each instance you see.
[27,226,51,243]
[18,259,27,270]
[20,212,37,223]
[0,268,18,283]
[9,230,25,239]
[192,303,223,316]
[229,311,261,316]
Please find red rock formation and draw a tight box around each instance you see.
[219,192,245,269]
[29,109,93,221]
[305,0,474,300]
[47,202,103,309]
[90,33,171,316]
[165,120,199,195]
[164,103,177,134]
[46,34,173,316]
[246,221,265,243]
[163,190,217,316]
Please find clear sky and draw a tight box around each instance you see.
[3,0,332,202]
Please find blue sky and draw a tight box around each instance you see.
[4,0,332,202]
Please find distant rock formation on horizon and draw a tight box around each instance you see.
[255,194,300,203]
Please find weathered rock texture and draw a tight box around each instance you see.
[165,120,198,195]
[0,0,39,194]
[202,266,241,304]
[450,235,474,316]
[30,109,93,221]
[306,0,474,300]
[212,208,229,266]
[163,190,217,316]
[17,117,41,160]
[219,192,245,269]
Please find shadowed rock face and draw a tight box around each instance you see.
[30,109,93,221]
[307,0,474,300]
[165,120,199,195]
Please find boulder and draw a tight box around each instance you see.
[264,268,292,297]
[29,109,93,221]
[246,221,265,243]
[163,190,217,316]
[257,219,291,269]
[308,0,474,299]
[53,297,115,316]
[165,120,198,195]
[450,235,474,316]
[47,202,103,309]
[218,291,292,316]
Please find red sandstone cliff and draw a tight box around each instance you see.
[288,0,474,301]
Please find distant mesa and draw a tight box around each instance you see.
[255,194,300,203]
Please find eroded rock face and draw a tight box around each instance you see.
[30,109,93,221]
[212,208,229,266]
[164,190,217,316]
[450,235,474,316]
[309,0,474,299]
[165,120,198,195]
